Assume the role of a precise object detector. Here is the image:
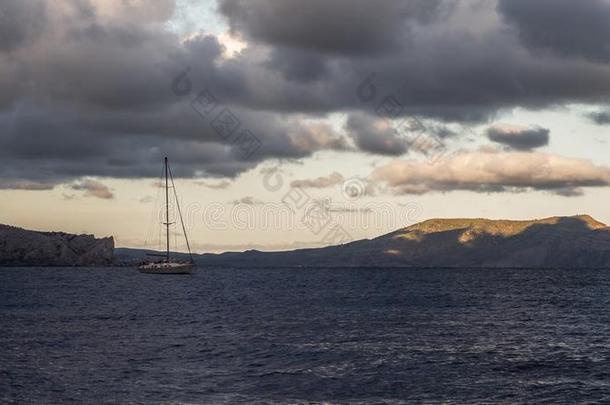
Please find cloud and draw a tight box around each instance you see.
[0,0,47,52]
[290,172,344,189]
[372,149,610,197]
[552,188,584,198]
[71,179,114,199]
[228,196,265,205]
[213,0,610,120]
[196,180,231,189]
[486,124,550,150]
[327,205,373,214]
[139,195,153,203]
[0,102,348,186]
[219,0,451,55]
[498,0,610,63]
[345,113,408,156]
[280,121,350,156]
[91,0,175,24]
[587,110,610,125]
[0,180,55,191]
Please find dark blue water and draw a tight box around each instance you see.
[2,267,610,404]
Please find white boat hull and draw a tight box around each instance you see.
[138,261,194,274]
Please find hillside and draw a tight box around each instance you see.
[195,215,610,268]
[0,224,114,266]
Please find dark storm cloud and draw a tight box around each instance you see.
[2,0,610,191]
[264,47,330,83]
[0,0,347,188]
[28,27,216,110]
[498,0,610,63]
[345,113,408,156]
[0,0,46,52]
[218,23,610,122]
[218,0,451,55]
[0,101,347,186]
[487,125,550,150]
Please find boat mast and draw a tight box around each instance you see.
[165,156,170,262]
[168,163,194,264]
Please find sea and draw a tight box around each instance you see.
[1,267,610,404]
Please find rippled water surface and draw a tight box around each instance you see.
[2,267,610,403]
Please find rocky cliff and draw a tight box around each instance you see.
[0,224,114,266]
[196,215,610,268]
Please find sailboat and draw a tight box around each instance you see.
[138,157,195,274]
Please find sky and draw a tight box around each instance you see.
[1,0,610,253]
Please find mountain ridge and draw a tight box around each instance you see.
[192,215,610,268]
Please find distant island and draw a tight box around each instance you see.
[119,215,610,269]
[0,224,114,266]
[4,215,610,268]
